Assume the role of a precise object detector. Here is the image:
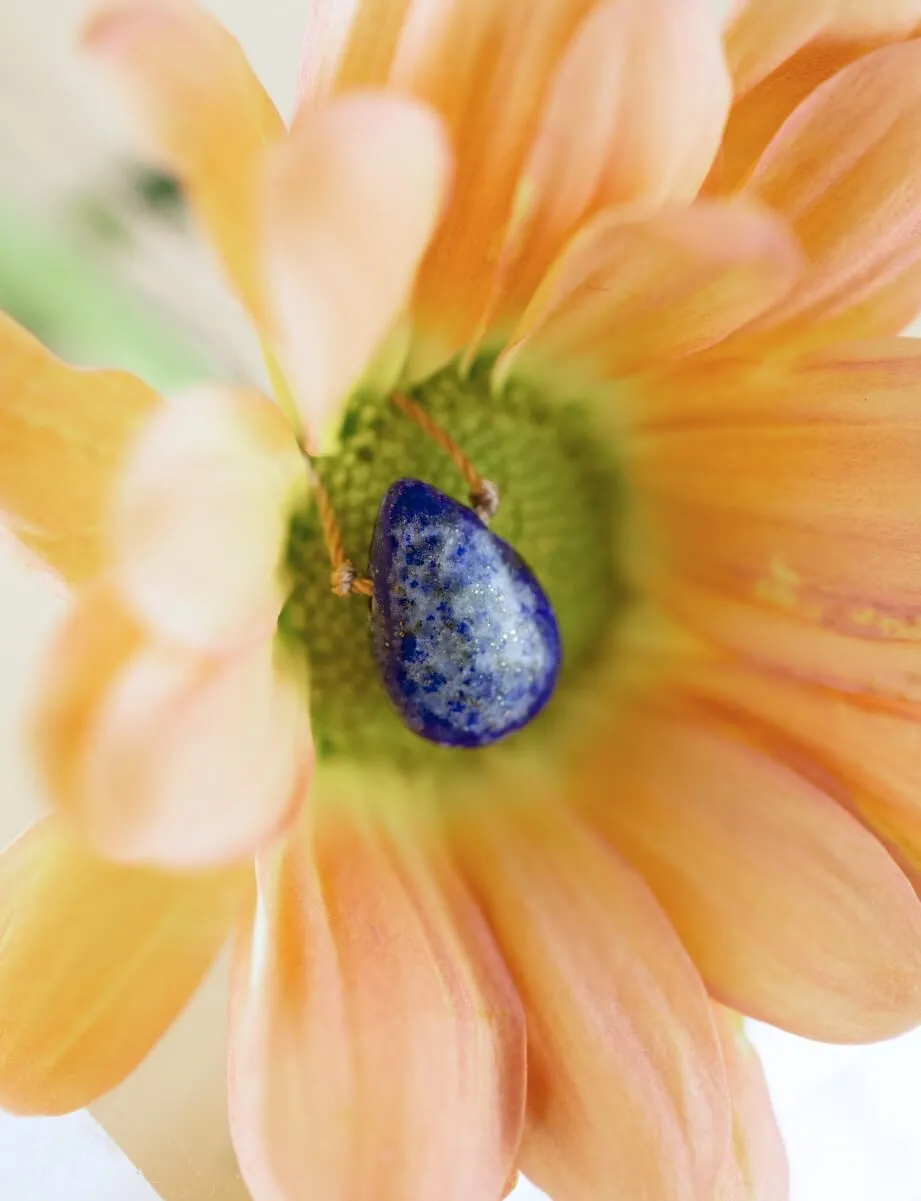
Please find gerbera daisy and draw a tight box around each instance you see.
[2,1,921,1199]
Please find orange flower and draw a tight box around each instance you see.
[4,0,921,1198]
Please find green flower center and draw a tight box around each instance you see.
[280,361,625,777]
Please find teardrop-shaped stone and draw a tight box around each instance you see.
[369,478,561,748]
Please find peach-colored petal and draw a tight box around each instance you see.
[709,38,870,195]
[628,342,921,700]
[300,0,673,374]
[264,94,449,449]
[0,313,157,582]
[228,810,525,1201]
[452,798,731,1201]
[89,954,249,1201]
[114,385,304,651]
[34,584,312,868]
[713,1007,788,1201]
[724,0,834,94]
[725,0,921,94]
[297,0,414,100]
[393,0,621,375]
[0,817,244,1115]
[84,0,284,328]
[498,0,730,321]
[583,707,921,1041]
[502,201,801,389]
[676,659,921,887]
[730,42,921,349]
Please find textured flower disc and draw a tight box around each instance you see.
[369,479,562,748]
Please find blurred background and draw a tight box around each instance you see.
[1,1,921,1199]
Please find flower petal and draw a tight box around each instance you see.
[0,313,157,582]
[713,1007,788,1201]
[297,0,414,99]
[263,94,449,448]
[84,0,284,327]
[629,342,921,700]
[724,0,834,95]
[676,659,921,888]
[34,584,312,868]
[114,385,303,651]
[392,0,603,375]
[498,0,730,321]
[725,0,921,94]
[228,809,525,1201]
[711,38,871,195]
[0,817,243,1115]
[299,0,607,377]
[502,200,801,388]
[301,0,674,374]
[733,41,921,349]
[583,706,921,1041]
[91,954,251,1201]
[452,798,731,1201]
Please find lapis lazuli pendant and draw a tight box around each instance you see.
[369,479,561,748]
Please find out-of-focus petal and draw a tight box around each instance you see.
[499,0,730,320]
[263,94,449,449]
[228,810,525,1201]
[84,0,284,327]
[0,313,157,582]
[300,0,684,374]
[731,42,921,349]
[502,201,801,389]
[34,584,312,868]
[0,817,244,1115]
[297,0,414,99]
[91,954,250,1201]
[724,0,832,94]
[583,706,921,1041]
[628,342,921,701]
[113,385,304,651]
[452,797,731,1201]
[713,1007,788,1201]
[725,0,921,94]
[711,39,862,195]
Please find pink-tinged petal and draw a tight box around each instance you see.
[502,201,801,389]
[113,385,303,652]
[297,0,414,100]
[731,42,921,349]
[0,817,244,1115]
[34,584,312,868]
[582,706,921,1041]
[713,1007,788,1201]
[393,0,604,376]
[452,798,731,1201]
[675,659,921,887]
[297,0,630,375]
[711,37,884,195]
[0,312,157,583]
[84,0,284,328]
[264,94,449,449]
[228,810,525,1201]
[725,0,921,94]
[628,343,921,701]
[499,0,730,321]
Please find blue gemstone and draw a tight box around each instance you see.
[369,478,561,748]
